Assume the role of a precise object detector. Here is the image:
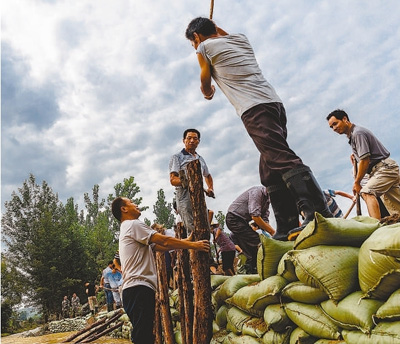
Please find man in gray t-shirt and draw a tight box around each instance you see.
[169,128,214,233]
[327,109,400,218]
[185,17,332,241]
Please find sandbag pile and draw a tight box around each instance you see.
[208,214,400,344]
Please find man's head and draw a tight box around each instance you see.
[326,109,352,135]
[108,260,113,267]
[183,129,201,154]
[73,293,77,297]
[111,197,141,222]
[186,17,217,49]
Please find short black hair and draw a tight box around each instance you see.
[326,109,350,122]
[185,17,217,41]
[183,128,201,140]
[111,197,126,222]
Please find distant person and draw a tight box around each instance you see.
[185,17,332,240]
[61,295,70,319]
[85,282,98,315]
[169,128,214,234]
[111,197,210,344]
[100,261,115,312]
[211,223,236,276]
[327,109,400,218]
[226,186,275,274]
[107,266,123,309]
[71,293,80,317]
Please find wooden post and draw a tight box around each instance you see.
[186,159,213,344]
[154,290,163,344]
[155,250,175,344]
[176,222,194,344]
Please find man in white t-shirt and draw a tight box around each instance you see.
[111,197,210,344]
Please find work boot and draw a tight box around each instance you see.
[107,304,113,312]
[266,184,300,241]
[283,166,333,240]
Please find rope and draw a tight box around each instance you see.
[209,0,214,19]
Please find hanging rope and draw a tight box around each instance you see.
[209,0,214,19]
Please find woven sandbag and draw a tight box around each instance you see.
[216,304,229,328]
[242,317,268,338]
[212,275,231,290]
[281,281,328,304]
[288,245,359,302]
[226,306,252,334]
[263,303,293,332]
[320,291,383,334]
[257,235,294,279]
[294,213,380,250]
[174,329,182,344]
[289,327,317,344]
[213,320,221,334]
[359,223,400,300]
[284,302,341,340]
[375,288,400,321]
[226,276,287,317]
[314,340,346,344]
[223,332,264,343]
[262,327,292,344]
[215,274,261,306]
[211,329,230,344]
[342,321,400,344]
[277,251,298,282]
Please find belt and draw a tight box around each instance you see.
[368,158,390,174]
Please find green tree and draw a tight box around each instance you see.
[153,189,175,228]
[215,211,226,229]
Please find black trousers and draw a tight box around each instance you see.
[122,285,155,344]
[241,102,306,187]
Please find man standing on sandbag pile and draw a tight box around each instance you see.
[226,186,275,274]
[327,109,400,219]
[111,197,210,344]
[185,17,332,241]
[169,128,214,234]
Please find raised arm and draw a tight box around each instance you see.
[197,53,215,100]
[150,232,210,252]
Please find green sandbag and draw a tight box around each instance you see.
[314,340,346,343]
[211,329,230,344]
[213,320,220,334]
[289,327,317,344]
[263,327,292,344]
[294,213,380,250]
[216,304,229,328]
[342,321,400,344]
[320,291,384,334]
[215,274,261,306]
[263,303,293,332]
[226,306,252,334]
[257,235,294,279]
[277,251,298,283]
[223,332,264,343]
[375,288,400,321]
[212,275,231,290]
[284,302,341,340]
[359,223,400,300]
[288,245,359,302]
[242,317,269,338]
[174,329,182,344]
[281,281,328,304]
[226,276,287,317]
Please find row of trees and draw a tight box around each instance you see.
[1,174,181,331]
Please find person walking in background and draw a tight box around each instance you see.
[61,295,70,319]
[71,292,80,317]
[85,282,98,315]
[211,222,236,276]
[185,17,332,241]
[100,261,115,312]
[327,109,400,218]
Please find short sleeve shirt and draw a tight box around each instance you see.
[119,219,158,291]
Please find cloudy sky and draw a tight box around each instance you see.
[2,0,399,225]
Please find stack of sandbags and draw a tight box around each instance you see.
[209,214,400,344]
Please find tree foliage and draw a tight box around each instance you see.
[153,189,175,228]
[215,211,226,229]
[1,174,148,323]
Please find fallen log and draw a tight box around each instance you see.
[80,321,124,343]
[62,317,107,342]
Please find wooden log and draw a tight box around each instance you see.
[186,159,213,344]
[156,250,175,344]
[62,317,107,342]
[73,309,123,343]
[154,288,163,344]
[176,222,193,344]
[80,321,123,343]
